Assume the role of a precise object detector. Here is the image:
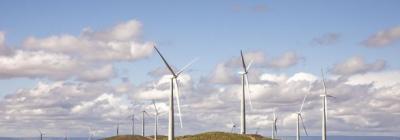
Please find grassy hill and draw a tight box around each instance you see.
[103,132,272,140]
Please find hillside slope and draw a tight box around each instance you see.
[104,132,272,140]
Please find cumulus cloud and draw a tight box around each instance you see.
[331,56,386,76]
[207,51,301,84]
[265,52,301,69]
[0,19,154,81]
[23,20,154,62]
[311,33,340,46]
[1,70,400,137]
[0,50,81,79]
[363,26,400,47]
[0,81,132,136]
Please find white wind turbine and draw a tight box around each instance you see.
[296,91,309,140]
[271,111,278,140]
[321,69,334,140]
[141,110,151,137]
[128,102,139,136]
[238,50,254,134]
[87,127,96,140]
[154,46,197,140]
[152,100,161,140]
[229,120,237,133]
[38,129,45,140]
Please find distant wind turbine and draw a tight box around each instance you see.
[142,110,151,136]
[238,50,254,134]
[129,102,138,136]
[321,69,334,140]
[116,119,120,136]
[154,46,197,140]
[152,100,160,140]
[87,127,96,140]
[271,111,278,140]
[296,91,309,140]
[230,119,237,133]
[38,129,45,140]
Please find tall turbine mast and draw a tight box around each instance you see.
[154,46,197,140]
[230,119,237,133]
[153,100,160,140]
[141,110,151,136]
[38,129,45,140]
[272,111,278,139]
[296,91,309,140]
[320,69,334,140]
[239,50,254,134]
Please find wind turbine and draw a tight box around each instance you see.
[296,92,309,140]
[153,46,197,140]
[87,127,96,140]
[238,50,254,134]
[38,129,45,140]
[128,102,138,136]
[142,110,152,137]
[152,100,160,140]
[321,69,334,140]
[116,119,120,136]
[271,112,278,140]
[230,120,237,133]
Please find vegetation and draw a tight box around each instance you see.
[104,132,272,140]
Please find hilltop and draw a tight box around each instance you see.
[103,132,272,140]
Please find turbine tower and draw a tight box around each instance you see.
[87,127,96,140]
[141,110,146,136]
[296,92,309,140]
[116,119,120,136]
[271,112,278,140]
[239,50,254,134]
[152,100,160,140]
[154,46,197,140]
[321,69,333,140]
[38,129,45,140]
[230,120,237,133]
[130,114,136,136]
[129,102,137,136]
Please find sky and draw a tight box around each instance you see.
[0,0,400,138]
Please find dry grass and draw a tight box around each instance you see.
[104,132,272,140]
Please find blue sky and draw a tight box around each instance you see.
[1,0,400,96]
[1,0,400,137]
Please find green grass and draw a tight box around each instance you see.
[104,132,273,140]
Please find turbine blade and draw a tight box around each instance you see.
[300,114,308,136]
[144,110,151,117]
[174,78,183,128]
[240,50,247,72]
[154,46,176,77]
[299,92,309,113]
[152,100,158,114]
[246,59,254,72]
[321,69,327,95]
[176,58,198,76]
[245,74,254,110]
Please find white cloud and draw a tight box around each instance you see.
[0,50,80,79]
[82,20,142,41]
[311,33,340,46]
[331,56,386,75]
[23,20,154,62]
[363,26,400,47]
[265,51,301,69]
[1,71,400,136]
[0,19,154,81]
[346,70,400,88]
